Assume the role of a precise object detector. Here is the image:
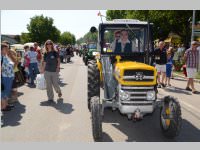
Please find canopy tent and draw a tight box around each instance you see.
[10,44,24,50]
[24,42,41,49]
[24,42,34,47]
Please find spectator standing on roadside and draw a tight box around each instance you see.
[2,41,19,103]
[1,43,17,111]
[24,45,30,83]
[34,42,42,63]
[165,47,174,86]
[34,42,42,71]
[41,40,62,102]
[153,41,167,88]
[27,46,39,86]
[184,41,199,94]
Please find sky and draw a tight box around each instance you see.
[1,10,107,39]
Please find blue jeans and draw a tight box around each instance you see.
[28,63,39,84]
[1,77,14,100]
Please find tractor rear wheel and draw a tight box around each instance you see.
[88,60,100,111]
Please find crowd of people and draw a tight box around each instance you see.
[59,44,74,63]
[153,40,199,94]
[1,40,67,114]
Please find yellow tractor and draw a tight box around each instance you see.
[88,19,182,141]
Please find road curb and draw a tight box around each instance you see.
[173,73,200,84]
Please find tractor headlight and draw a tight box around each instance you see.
[92,52,99,56]
[93,52,100,59]
[146,91,155,100]
[119,90,130,101]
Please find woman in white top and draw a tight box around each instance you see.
[27,46,39,86]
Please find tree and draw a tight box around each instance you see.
[60,31,76,45]
[26,15,61,44]
[106,10,127,20]
[20,32,31,44]
[76,31,98,44]
[106,10,200,47]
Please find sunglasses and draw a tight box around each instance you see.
[46,43,52,45]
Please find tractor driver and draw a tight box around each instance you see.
[113,30,137,53]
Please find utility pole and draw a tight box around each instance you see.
[191,10,196,44]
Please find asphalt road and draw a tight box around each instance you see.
[1,55,200,142]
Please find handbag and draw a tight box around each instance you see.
[36,74,46,90]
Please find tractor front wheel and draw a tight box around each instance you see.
[91,96,103,141]
[160,96,182,138]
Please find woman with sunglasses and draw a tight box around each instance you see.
[41,40,62,102]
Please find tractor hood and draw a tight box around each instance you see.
[114,61,157,86]
[115,61,155,71]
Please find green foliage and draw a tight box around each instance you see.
[106,10,200,47]
[77,32,98,44]
[26,15,61,44]
[20,32,31,44]
[60,31,76,45]
[106,10,127,20]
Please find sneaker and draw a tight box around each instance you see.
[157,84,162,88]
[161,83,166,88]
[185,87,192,91]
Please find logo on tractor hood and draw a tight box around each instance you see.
[135,72,144,80]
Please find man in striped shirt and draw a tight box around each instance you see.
[184,41,199,94]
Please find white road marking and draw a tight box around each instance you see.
[180,100,200,114]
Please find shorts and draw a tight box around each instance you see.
[186,68,197,78]
[166,64,172,77]
[156,64,166,73]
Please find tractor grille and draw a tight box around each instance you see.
[123,70,154,82]
[121,86,155,102]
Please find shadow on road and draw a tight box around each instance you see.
[17,92,24,97]
[1,101,26,127]
[172,77,187,82]
[101,132,113,142]
[163,86,192,95]
[40,98,74,114]
[101,108,200,142]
